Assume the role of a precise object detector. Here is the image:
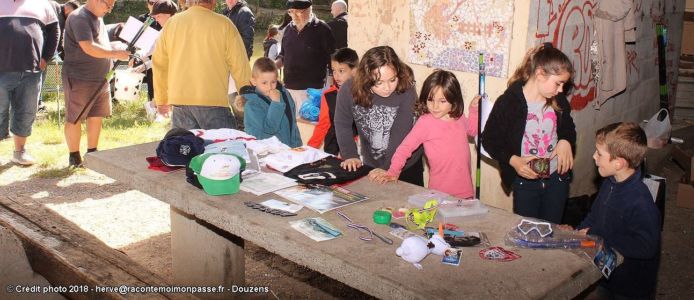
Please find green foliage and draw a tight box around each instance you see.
[105,0,149,24]
[255,11,285,31]
[256,0,286,9]
[106,1,335,29]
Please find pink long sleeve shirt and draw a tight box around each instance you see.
[387,107,478,198]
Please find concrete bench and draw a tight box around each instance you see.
[0,195,196,300]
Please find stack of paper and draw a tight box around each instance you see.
[240,172,297,196]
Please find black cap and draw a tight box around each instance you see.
[163,127,193,140]
[287,0,312,9]
[151,0,178,16]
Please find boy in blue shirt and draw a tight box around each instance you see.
[578,122,661,299]
[234,57,302,147]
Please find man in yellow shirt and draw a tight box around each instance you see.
[153,0,251,129]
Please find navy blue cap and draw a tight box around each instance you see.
[156,132,205,167]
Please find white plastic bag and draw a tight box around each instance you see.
[641,108,671,149]
[113,69,145,102]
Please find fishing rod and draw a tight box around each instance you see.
[72,17,154,123]
[475,53,485,200]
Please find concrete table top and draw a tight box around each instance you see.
[85,142,601,300]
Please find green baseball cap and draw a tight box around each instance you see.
[189,153,246,196]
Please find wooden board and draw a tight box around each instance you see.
[0,196,196,300]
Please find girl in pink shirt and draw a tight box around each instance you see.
[370,70,480,198]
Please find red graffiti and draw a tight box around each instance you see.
[533,0,596,110]
[627,50,639,75]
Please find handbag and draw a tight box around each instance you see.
[641,108,671,149]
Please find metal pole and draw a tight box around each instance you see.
[476,53,485,200]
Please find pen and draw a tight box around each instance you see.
[372,231,393,245]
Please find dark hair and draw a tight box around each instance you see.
[331,47,358,69]
[351,46,414,108]
[252,57,278,76]
[415,70,465,118]
[508,43,574,111]
[64,0,80,10]
[265,25,279,41]
[595,122,647,168]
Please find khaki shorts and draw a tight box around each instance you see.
[63,74,111,123]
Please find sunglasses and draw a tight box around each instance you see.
[517,219,553,237]
[100,0,114,11]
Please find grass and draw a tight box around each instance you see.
[0,91,169,179]
[0,32,270,180]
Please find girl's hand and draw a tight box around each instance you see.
[368,168,386,180]
[374,173,398,184]
[577,228,589,235]
[550,139,574,174]
[368,168,398,184]
[510,155,539,179]
[469,95,481,109]
[340,158,362,172]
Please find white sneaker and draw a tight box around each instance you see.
[144,101,157,120]
[11,149,35,166]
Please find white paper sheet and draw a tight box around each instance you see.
[476,93,493,158]
[118,16,160,57]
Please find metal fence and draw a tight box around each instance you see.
[40,62,143,124]
[41,61,62,94]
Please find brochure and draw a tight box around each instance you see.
[441,248,463,266]
[240,172,297,196]
[274,184,368,214]
[593,244,623,279]
[290,217,342,242]
[260,199,303,214]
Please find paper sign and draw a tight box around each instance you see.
[119,16,160,56]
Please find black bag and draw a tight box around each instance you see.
[283,156,374,186]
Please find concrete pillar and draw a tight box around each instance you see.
[170,208,244,299]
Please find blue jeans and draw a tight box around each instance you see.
[512,172,570,223]
[171,105,237,130]
[0,71,42,139]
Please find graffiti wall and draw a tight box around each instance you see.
[349,0,685,208]
[527,0,684,196]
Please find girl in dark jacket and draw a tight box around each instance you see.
[481,43,576,223]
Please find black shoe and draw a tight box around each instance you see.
[37,104,47,113]
[69,155,83,168]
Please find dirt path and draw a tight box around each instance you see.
[0,149,692,299]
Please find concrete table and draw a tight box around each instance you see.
[85,142,601,299]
